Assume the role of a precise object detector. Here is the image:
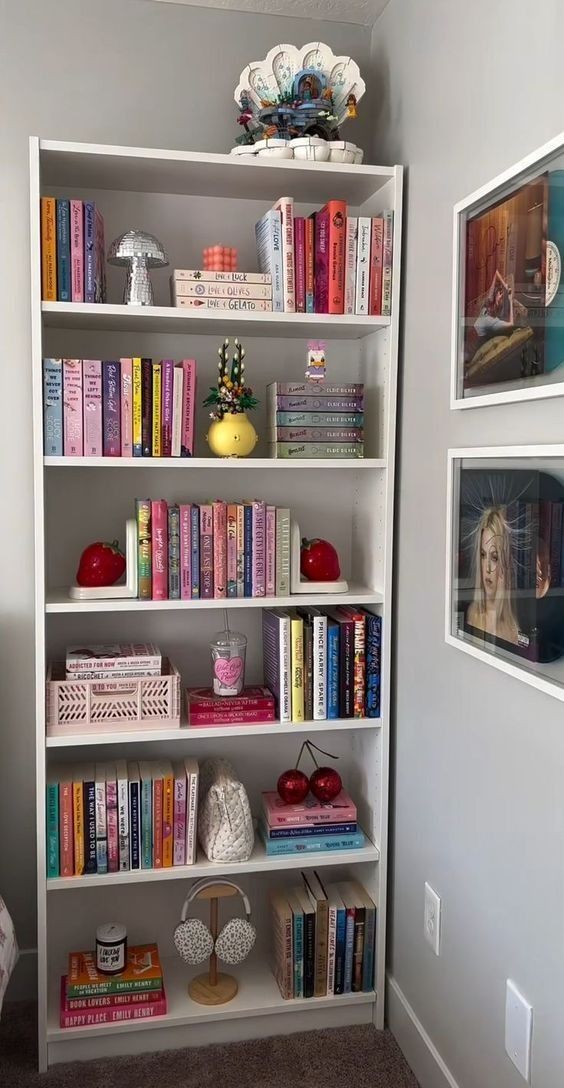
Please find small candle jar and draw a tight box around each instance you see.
[96,923,128,975]
[210,628,247,696]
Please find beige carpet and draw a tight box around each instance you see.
[0,1002,419,1087]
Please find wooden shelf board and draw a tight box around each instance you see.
[45,585,383,613]
[45,717,382,747]
[44,456,385,470]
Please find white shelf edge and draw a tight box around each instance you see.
[45,585,383,613]
[46,717,382,747]
[44,456,384,470]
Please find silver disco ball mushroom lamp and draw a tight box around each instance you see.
[108,229,169,306]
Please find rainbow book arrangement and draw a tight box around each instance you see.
[262,607,381,723]
[59,944,166,1028]
[256,197,393,316]
[267,381,365,459]
[42,357,196,458]
[171,269,273,312]
[135,499,290,601]
[270,873,376,999]
[46,758,199,878]
[40,197,106,304]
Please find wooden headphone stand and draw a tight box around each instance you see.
[188,882,239,1006]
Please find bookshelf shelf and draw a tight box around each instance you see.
[45,717,382,747]
[45,585,383,613]
[44,456,386,470]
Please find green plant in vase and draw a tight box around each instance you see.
[204,338,259,457]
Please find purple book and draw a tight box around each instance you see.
[84,202,96,303]
[161,359,174,457]
[102,360,121,456]
[252,500,266,598]
[314,208,330,314]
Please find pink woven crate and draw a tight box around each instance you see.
[46,659,181,736]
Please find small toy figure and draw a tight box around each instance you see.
[305,341,327,383]
[346,93,357,118]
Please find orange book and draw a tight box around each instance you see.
[158,759,174,868]
[41,196,57,301]
[369,218,384,316]
[67,944,162,997]
[152,767,163,868]
[72,769,85,876]
[322,199,346,314]
[59,775,74,877]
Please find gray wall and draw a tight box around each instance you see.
[0,0,372,996]
[372,2,564,1087]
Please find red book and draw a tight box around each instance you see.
[181,359,197,457]
[323,200,346,314]
[368,218,384,315]
[60,978,167,1027]
[59,778,74,877]
[151,500,168,600]
[189,708,277,726]
[305,217,315,313]
[294,217,306,313]
[213,500,227,598]
[336,606,366,719]
[314,208,329,313]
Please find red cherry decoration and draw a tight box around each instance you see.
[277,768,310,805]
[309,766,342,803]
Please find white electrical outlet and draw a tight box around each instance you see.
[505,979,532,1082]
[424,882,441,955]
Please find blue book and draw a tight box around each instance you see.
[139,762,153,869]
[84,201,96,303]
[269,823,357,839]
[255,209,284,312]
[259,823,365,856]
[546,170,564,372]
[83,771,97,874]
[43,359,63,456]
[364,612,381,718]
[128,766,140,870]
[168,504,180,600]
[244,503,253,597]
[56,199,70,301]
[190,505,200,598]
[46,777,59,878]
[334,900,347,995]
[327,619,340,718]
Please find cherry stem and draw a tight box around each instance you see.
[305,740,339,768]
[295,740,309,771]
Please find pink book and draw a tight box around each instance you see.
[161,359,174,457]
[199,504,213,599]
[63,359,83,456]
[190,708,276,726]
[251,500,266,598]
[314,207,330,314]
[226,504,237,599]
[59,978,167,1028]
[59,780,74,877]
[172,762,186,866]
[369,218,384,316]
[179,504,192,600]
[265,505,276,597]
[294,217,306,313]
[262,789,357,827]
[105,769,118,873]
[82,360,102,457]
[213,500,227,598]
[151,500,168,600]
[153,775,163,868]
[120,358,133,457]
[181,359,197,456]
[70,199,84,302]
[187,686,275,710]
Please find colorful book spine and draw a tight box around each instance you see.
[56,199,71,302]
[83,773,97,875]
[190,505,200,598]
[324,200,346,314]
[213,500,227,598]
[189,707,276,726]
[271,443,363,460]
[82,360,102,457]
[161,359,174,457]
[343,907,355,993]
[260,829,365,856]
[291,898,304,998]
[94,765,107,875]
[267,823,357,839]
[172,365,183,456]
[382,210,394,316]
[342,609,366,718]
[59,778,74,877]
[275,196,295,312]
[275,508,290,595]
[274,427,363,443]
[102,361,121,457]
[270,382,364,396]
[46,779,60,878]
[168,504,180,600]
[43,359,63,456]
[132,358,142,457]
[84,201,96,303]
[200,504,214,599]
[355,217,371,315]
[369,217,384,316]
[180,504,192,600]
[305,217,315,314]
[128,766,140,870]
[139,763,153,869]
[136,499,152,600]
[326,901,337,997]
[273,395,364,412]
[290,614,304,722]
[152,772,163,869]
[312,613,327,720]
[66,987,160,1011]
[63,359,83,456]
[70,199,84,302]
[173,763,187,866]
[255,209,284,312]
[327,620,340,719]
[338,613,354,718]
[364,612,381,718]
[181,359,196,456]
[294,217,306,312]
[105,766,118,874]
[252,500,266,598]
[303,904,315,998]
[59,983,167,1028]
[152,362,162,456]
[141,358,152,456]
[184,758,199,864]
[118,358,132,457]
[262,790,357,827]
[344,217,358,315]
[236,504,245,597]
[161,763,174,868]
[314,206,329,313]
[227,504,237,599]
[116,761,129,872]
[72,774,84,875]
[151,500,168,601]
[94,206,106,302]
[334,902,347,995]
[265,505,276,597]
[243,503,253,597]
[41,197,57,301]
[276,411,364,427]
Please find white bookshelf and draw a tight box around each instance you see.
[30,138,403,1069]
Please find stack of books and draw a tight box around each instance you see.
[40,196,106,303]
[135,499,290,601]
[42,357,196,458]
[186,686,276,726]
[255,196,393,315]
[260,792,363,857]
[170,269,273,312]
[46,757,199,878]
[65,642,161,679]
[59,944,166,1028]
[270,874,376,999]
[262,607,381,723]
[267,381,365,459]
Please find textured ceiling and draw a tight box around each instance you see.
[150,0,391,27]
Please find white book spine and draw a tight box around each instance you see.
[255,211,284,311]
[175,296,272,312]
[116,760,129,871]
[355,217,371,315]
[172,366,183,457]
[275,197,295,312]
[173,269,272,284]
[185,764,199,864]
[344,217,358,315]
[313,614,327,720]
[94,765,107,874]
[382,210,394,316]
[275,508,291,595]
[173,281,272,299]
[327,904,337,996]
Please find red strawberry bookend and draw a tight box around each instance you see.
[76,540,126,587]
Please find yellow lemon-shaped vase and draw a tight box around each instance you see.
[206,412,259,458]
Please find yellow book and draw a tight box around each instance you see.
[289,612,305,722]
[41,196,57,301]
[152,362,162,456]
[132,357,142,455]
[72,771,85,876]
[157,759,174,868]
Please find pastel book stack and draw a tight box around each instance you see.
[259,790,363,857]
[46,757,199,878]
[262,607,381,722]
[59,944,166,1028]
[135,498,290,601]
[267,383,364,460]
[186,686,276,726]
[40,196,106,303]
[171,269,273,312]
[42,357,196,458]
[270,874,376,999]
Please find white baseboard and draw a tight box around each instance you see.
[386,974,461,1088]
[5,947,37,1002]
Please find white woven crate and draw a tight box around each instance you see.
[46,660,181,736]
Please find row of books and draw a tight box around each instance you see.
[263,607,381,723]
[60,944,165,1028]
[267,381,365,460]
[46,758,199,878]
[42,358,196,458]
[41,197,106,303]
[260,790,363,857]
[171,269,274,312]
[136,499,290,600]
[255,196,393,315]
[270,873,376,999]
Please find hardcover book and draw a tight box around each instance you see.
[151,362,162,456]
[322,200,346,314]
[141,358,152,456]
[382,210,394,317]
[275,509,290,595]
[305,216,315,314]
[105,763,118,873]
[172,364,184,457]
[262,609,291,722]
[260,826,365,856]
[227,503,238,598]
[314,206,329,314]
[94,206,107,302]
[252,500,266,597]
[190,504,200,597]
[344,216,358,315]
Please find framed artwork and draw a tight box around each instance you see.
[451,131,564,407]
[446,447,564,701]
